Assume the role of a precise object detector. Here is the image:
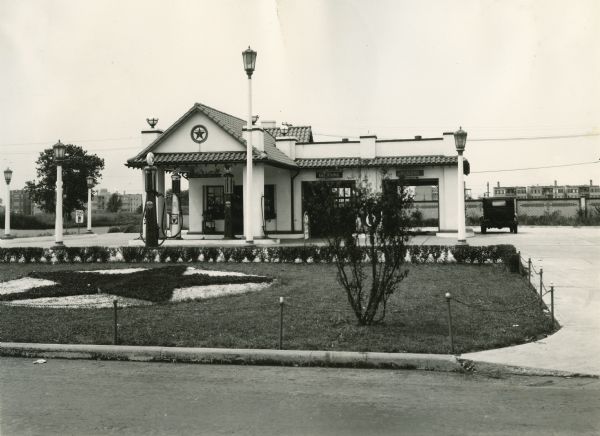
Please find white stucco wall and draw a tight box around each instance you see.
[263,166,292,232]
[294,135,456,160]
[152,112,245,154]
[295,142,361,159]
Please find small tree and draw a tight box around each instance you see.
[25,144,104,218]
[305,176,413,325]
[106,193,122,213]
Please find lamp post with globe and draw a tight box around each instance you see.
[242,46,257,244]
[454,127,467,244]
[86,175,95,233]
[2,167,13,239]
[53,140,66,246]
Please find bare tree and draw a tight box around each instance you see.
[305,175,413,325]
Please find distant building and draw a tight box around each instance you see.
[92,188,142,212]
[120,193,143,212]
[493,180,600,199]
[92,188,110,211]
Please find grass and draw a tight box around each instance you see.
[0,262,555,354]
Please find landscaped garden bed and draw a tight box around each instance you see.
[0,262,554,354]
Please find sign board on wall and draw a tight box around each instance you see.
[316,170,343,179]
[396,169,424,178]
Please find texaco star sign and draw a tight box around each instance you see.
[191,124,208,143]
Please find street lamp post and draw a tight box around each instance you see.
[242,46,257,244]
[53,140,66,246]
[86,175,95,234]
[223,166,234,239]
[2,167,13,239]
[454,127,467,244]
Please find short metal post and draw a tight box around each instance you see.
[539,267,544,298]
[517,251,521,274]
[445,293,455,354]
[528,258,532,287]
[550,283,555,325]
[113,299,118,345]
[279,297,284,350]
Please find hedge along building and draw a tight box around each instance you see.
[126,102,470,240]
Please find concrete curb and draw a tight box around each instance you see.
[3,343,596,377]
[0,342,464,372]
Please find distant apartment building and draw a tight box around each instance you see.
[493,180,600,199]
[120,193,142,212]
[92,188,142,212]
[92,188,110,211]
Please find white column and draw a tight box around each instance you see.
[457,152,466,243]
[55,164,64,245]
[245,76,254,243]
[141,170,147,239]
[251,163,265,237]
[86,188,92,233]
[4,183,10,238]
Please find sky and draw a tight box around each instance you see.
[1,0,598,203]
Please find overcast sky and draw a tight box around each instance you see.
[1,0,598,202]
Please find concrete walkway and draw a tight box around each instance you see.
[1,226,599,375]
[453,227,600,376]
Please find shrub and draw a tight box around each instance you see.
[121,247,146,263]
[21,247,45,263]
[84,246,111,263]
[107,226,122,233]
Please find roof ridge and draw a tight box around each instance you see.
[195,102,246,124]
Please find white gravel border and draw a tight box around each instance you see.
[3,294,152,308]
[76,268,148,274]
[0,278,57,296]
[171,282,272,302]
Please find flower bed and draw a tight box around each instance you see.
[0,244,519,271]
[0,265,273,308]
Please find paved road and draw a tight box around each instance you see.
[1,357,599,435]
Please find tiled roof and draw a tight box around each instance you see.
[264,126,313,143]
[127,103,303,169]
[126,147,298,169]
[296,155,470,174]
[368,155,459,166]
[262,131,298,168]
[295,158,363,168]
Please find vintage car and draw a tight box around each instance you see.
[480,197,518,233]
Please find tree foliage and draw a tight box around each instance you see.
[25,144,104,217]
[304,176,413,325]
[106,193,123,213]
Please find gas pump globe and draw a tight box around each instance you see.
[224,166,234,239]
[143,153,159,247]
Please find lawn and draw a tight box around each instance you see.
[0,262,555,354]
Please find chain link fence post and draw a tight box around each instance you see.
[113,299,119,345]
[539,267,544,299]
[445,292,455,354]
[279,297,284,350]
[528,258,532,287]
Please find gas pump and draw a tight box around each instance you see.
[143,153,159,247]
[170,171,182,239]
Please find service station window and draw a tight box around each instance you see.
[331,185,353,205]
